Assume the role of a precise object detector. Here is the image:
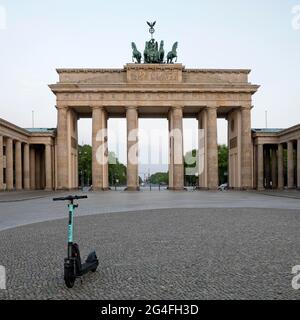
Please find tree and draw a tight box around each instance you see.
[78,145,127,187]
[149,172,168,184]
[218,145,228,184]
[184,149,197,186]
[108,152,127,186]
[78,145,92,186]
[183,145,229,186]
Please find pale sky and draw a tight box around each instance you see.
[0,0,300,172]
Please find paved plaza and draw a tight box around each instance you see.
[0,190,299,299]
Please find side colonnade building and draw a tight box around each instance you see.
[0,118,55,191]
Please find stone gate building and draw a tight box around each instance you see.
[0,64,299,191]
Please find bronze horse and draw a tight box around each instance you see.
[167,42,178,64]
[131,42,141,64]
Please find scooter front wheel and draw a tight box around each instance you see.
[64,269,76,288]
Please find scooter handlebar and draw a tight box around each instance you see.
[53,195,88,201]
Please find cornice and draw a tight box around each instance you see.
[57,68,125,74]
[56,66,251,74]
[0,118,56,138]
[0,118,30,137]
[185,69,251,74]
[49,83,259,94]
[125,63,184,71]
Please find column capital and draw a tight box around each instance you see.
[240,104,252,111]
[56,104,68,110]
[204,102,218,110]
[171,105,184,110]
[92,105,105,110]
[125,106,138,111]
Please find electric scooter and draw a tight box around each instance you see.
[53,195,99,288]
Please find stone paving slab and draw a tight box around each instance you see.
[0,190,300,232]
[0,208,299,300]
[0,190,66,203]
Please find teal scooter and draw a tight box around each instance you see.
[53,195,99,288]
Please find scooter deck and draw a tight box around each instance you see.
[81,260,99,275]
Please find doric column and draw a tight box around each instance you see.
[198,109,208,189]
[35,150,41,189]
[92,106,108,191]
[206,106,218,189]
[15,141,22,190]
[264,146,271,188]
[168,109,174,189]
[56,106,69,189]
[6,138,13,191]
[126,106,139,191]
[271,147,277,189]
[287,141,294,189]
[297,139,300,190]
[23,144,30,190]
[171,106,184,190]
[102,110,109,190]
[0,136,3,191]
[240,106,253,189]
[45,144,52,190]
[30,147,36,190]
[257,144,264,190]
[277,144,284,189]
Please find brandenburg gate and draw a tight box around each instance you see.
[48,22,258,191]
[49,63,258,191]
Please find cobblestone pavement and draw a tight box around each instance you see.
[0,190,300,231]
[0,208,299,300]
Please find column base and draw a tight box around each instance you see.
[125,186,140,191]
[238,186,255,191]
[195,187,209,190]
[44,188,54,191]
[92,187,110,192]
[168,187,185,191]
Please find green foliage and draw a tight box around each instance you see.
[184,149,198,185]
[183,145,229,185]
[149,172,168,184]
[218,145,228,184]
[78,145,127,186]
[108,152,127,185]
[78,145,92,186]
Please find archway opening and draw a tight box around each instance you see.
[183,118,198,189]
[77,118,92,189]
[217,118,229,187]
[107,118,127,190]
[138,118,168,191]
